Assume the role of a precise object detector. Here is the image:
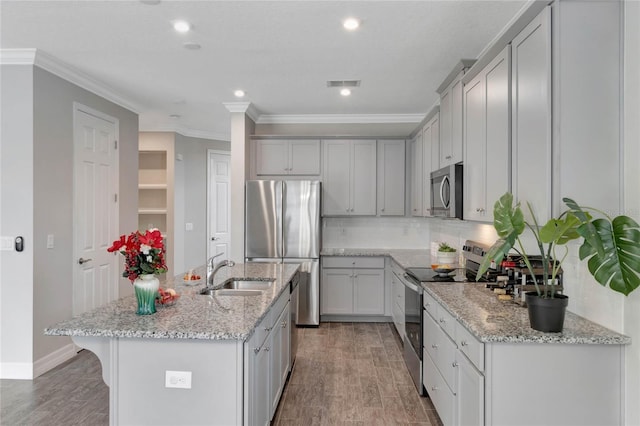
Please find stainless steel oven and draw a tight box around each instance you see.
[400,272,424,395]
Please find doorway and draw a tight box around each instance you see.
[207,150,231,262]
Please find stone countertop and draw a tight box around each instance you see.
[45,263,299,341]
[423,282,631,345]
[321,248,630,345]
[320,248,434,270]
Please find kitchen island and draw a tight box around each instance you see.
[45,262,299,426]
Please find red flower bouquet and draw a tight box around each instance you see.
[107,229,167,281]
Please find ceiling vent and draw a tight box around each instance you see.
[326,80,361,88]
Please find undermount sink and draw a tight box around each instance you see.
[199,278,275,296]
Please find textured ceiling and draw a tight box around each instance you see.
[1,0,527,140]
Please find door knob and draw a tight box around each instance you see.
[211,237,218,241]
[78,257,92,265]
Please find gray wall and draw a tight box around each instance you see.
[174,133,230,273]
[0,64,139,371]
[32,67,139,361]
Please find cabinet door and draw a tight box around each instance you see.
[410,134,423,217]
[351,140,377,216]
[450,78,464,165]
[439,86,452,167]
[377,140,405,216]
[253,343,270,426]
[463,74,487,222]
[269,304,290,419]
[322,140,351,215]
[289,140,320,175]
[422,115,438,216]
[279,303,291,388]
[457,352,484,426]
[321,268,354,314]
[484,46,511,216]
[353,269,385,315]
[512,7,552,223]
[256,140,289,175]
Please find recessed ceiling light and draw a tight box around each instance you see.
[343,18,360,31]
[173,20,191,33]
[183,42,201,50]
[234,90,246,98]
[340,88,352,97]
[140,0,161,5]
[169,114,181,119]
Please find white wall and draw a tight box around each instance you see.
[624,1,640,424]
[0,63,139,378]
[0,64,35,378]
[173,133,230,273]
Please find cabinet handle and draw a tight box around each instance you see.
[460,340,468,346]
[431,386,438,391]
[281,321,287,328]
[446,155,452,160]
[431,344,439,349]
[452,361,459,368]
[264,326,272,332]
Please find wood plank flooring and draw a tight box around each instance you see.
[1,322,441,425]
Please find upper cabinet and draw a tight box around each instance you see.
[377,140,406,216]
[463,46,511,222]
[421,112,440,217]
[511,8,551,224]
[410,132,423,217]
[437,60,476,168]
[322,139,376,216]
[255,139,320,176]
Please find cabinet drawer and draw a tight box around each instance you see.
[423,311,440,362]
[423,351,456,426]
[436,305,456,341]
[251,313,271,349]
[270,289,290,329]
[456,322,484,372]
[322,256,384,269]
[423,291,438,320]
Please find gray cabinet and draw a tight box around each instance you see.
[511,7,552,223]
[322,140,376,216]
[255,139,320,176]
[410,133,423,217]
[464,45,511,222]
[321,256,385,316]
[377,140,406,216]
[421,113,439,217]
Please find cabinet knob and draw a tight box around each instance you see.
[452,361,459,368]
[265,347,270,352]
[264,326,272,332]
[431,344,439,349]
[439,318,446,324]
[281,321,287,328]
[381,208,385,212]
[354,274,358,278]
[254,347,260,354]
[431,386,438,391]
[426,302,430,307]
[460,340,468,346]
[446,155,452,160]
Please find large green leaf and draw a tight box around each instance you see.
[539,213,581,245]
[475,194,525,280]
[578,216,640,296]
[563,197,604,256]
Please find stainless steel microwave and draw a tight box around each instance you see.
[430,164,463,219]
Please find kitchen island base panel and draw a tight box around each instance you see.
[73,336,243,426]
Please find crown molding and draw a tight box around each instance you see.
[255,113,425,125]
[0,48,142,114]
[222,101,261,123]
[139,124,230,142]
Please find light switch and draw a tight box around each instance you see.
[185,223,193,231]
[47,234,54,249]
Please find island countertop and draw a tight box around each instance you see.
[45,262,299,341]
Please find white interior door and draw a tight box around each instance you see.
[73,103,119,316]
[207,150,231,261]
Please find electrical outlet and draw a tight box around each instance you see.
[185,223,193,231]
[165,370,192,389]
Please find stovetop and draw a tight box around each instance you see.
[405,267,456,283]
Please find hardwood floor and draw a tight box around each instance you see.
[1,323,441,425]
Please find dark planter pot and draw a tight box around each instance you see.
[524,291,569,332]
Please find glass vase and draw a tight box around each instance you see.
[133,274,160,315]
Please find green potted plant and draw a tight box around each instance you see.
[437,242,458,265]
[477,193,640,332]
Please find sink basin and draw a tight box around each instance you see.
[200,288,263,296]
[220,278,274,290]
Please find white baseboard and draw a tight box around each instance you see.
[0,362,34,380]
[33,343,77,378]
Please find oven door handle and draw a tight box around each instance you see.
[402,273,421,292]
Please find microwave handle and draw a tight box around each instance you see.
[440,175,449,209]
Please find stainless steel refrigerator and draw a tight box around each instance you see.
[245,180,321,326]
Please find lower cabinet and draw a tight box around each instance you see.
[391,271,405,340]
[245,290,291,426]
[321,256,385,316]
[456,349,484,426]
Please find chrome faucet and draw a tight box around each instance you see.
[207,253,236,287]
